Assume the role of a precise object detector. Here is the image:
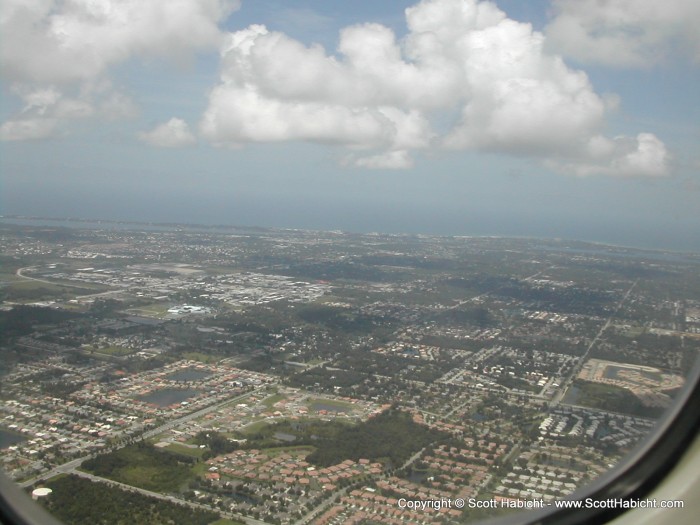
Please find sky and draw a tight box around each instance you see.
[1,0,699,250]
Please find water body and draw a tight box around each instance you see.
[0,428,27,449]
[4,216,699,254]
[562,385,581,405]
[407,469,430,483]
[603,366,661,382]
[137,388,202,407]
[231,492,259,505]
[0,217,179,232]
[310,402,350,413]
[0,217,261,236]
[166,369,212,382]
[536,245,698,264]
[273,432,297,442]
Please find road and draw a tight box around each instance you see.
[15,267,57,286]
[141,386,271,440]
[550,279,639,407]
[296,485,352,525]
[20,385,272,489]
[71,470,271,525]
[446,267,551,311]
[15,266,125,299]
[296,444,431,525]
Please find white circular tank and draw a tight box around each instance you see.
[31,487,52,500]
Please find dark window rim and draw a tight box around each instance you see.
[2,360,700,525]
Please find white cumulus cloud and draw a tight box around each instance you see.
[1,0,675,178]
[1,81,136,142]
[0,84,98,141]
[548,133,670,177]
[545,0,700,67]
[0,0,238,140]
[199,24,435,156]
[139,118,197,148]
[199,0,670,176]
[352,150,414,170]
[1,0,239,84]
[0,118,58,142]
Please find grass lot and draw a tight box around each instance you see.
[612,324,646,337]
[42,278,112,291]
[306,397,354,410]
[573,379,663,417]
[0,280,101,303]
[181,352,221,364]
[165,442,207,459]
[55,302,88,312]
[125,303,171,318]
[0,271,23,284]
[262,393,285,408]
[240,419,271,435]
[191,461,211,477]
[211,519,246,525]
[81,443,195,493]
[40,474,219,525]
[97,345,135,356]
[262,445,315,457]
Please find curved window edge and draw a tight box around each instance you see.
[0,473,63,525]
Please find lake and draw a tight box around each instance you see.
[562,385,581,405]
[310,402,349,413]
[137,388,202,407]
[0,428,27,449]
[166,369,212,382]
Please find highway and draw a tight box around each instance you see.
[550,279,640,407]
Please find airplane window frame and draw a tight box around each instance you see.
[1,361,699,525]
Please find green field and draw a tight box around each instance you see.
[165,442,207,459]
[261,445,315,456]
[181,351,222,364]
[96,345,135,356]
[305,409,446,467]
[262,392,285,408]
[573,379,664,417]
[240,419,271,435]
[125,303,171,318]
[0,280,99,303]
[81,443,196,493]
[307,397,355,410]
[2,272,115,301]
[611,324,646,337]
[40,278,112,291]
[38,475,219,525]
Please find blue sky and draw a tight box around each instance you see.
[1,0,698,250]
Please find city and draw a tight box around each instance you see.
[1,218,698,524]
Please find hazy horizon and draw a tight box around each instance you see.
[2,209,698,254]
[2,1,698,253]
